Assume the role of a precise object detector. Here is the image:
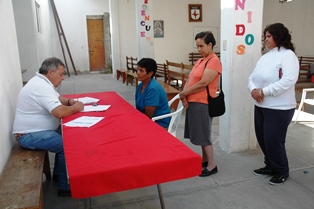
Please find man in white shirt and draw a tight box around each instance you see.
[13,57,84,197]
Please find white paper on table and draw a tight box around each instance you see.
[77,97,100,104]
[63,116,104,128]
[81,105,111,112]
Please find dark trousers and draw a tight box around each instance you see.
[254,106,294,177]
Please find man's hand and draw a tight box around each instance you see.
[52,101,84,118]
[73,101,84,111]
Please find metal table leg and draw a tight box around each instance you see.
[157,184,165,209]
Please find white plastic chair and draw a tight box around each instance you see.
[152,94,183,137]
[294,88,314,124]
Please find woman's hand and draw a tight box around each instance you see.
[251,88,264,103]
[179,92,189,108]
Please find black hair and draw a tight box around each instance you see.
[137,58,157,78]
[195,31,216,48]
[39,57,65,74]
[263,23,295,52]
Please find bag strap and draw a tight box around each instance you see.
[205,58,222,97]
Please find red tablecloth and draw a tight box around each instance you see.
[62,92,201,198]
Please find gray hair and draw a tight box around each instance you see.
[39,57,65,74]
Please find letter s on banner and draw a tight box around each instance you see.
[236,45,246,55]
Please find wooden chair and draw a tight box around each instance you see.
[166,60,184,90]
[126,56,133,71]
[126,56,138,87]
[131,57,138,73]
[155,63,167,83]
[181,63,193,89]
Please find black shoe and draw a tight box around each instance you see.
[58,189,71,197]
[269,174,288,185]
[253,166,274,176]
[202,162,208,168]
[52,174,59,181]
[199,166,218,177]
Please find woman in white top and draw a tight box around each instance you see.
[248,23,299,185]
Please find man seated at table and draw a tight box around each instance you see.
[12,57,84,197]
[135,58,171,128]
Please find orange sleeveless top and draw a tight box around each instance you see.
[186,54,222,104]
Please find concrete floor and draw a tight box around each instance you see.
[43,73,314,209]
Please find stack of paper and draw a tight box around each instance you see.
[63,116,104,128]
[77,97,100,104]
[81,105,111,112]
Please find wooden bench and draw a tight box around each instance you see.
[116,69,127,83]
[0,143,51,209]
[156,80,179,110]
[297,56,314,83]
[189,52,220,65]
[166,61,193,91]
[166,60,184,90]
[295,56,314,94]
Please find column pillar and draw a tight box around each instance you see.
[109,0,121,78]
[219,0,264,152]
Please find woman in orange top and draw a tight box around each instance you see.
[179,31,222,177]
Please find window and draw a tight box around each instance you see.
[35,2,42,33]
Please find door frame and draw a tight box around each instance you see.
[86,14,111,72]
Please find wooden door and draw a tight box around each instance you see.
[87,19,105,71]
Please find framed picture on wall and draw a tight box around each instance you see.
[188,4,202,22]
[154,20,164,38]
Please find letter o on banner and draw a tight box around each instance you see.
[142,4,148,10]
[245,34,254,45]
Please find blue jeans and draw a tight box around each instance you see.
[17,126,70,190]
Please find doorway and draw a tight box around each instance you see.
[87,16,105,71]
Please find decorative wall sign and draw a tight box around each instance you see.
[189,4,202,22]
[154,20,164,38]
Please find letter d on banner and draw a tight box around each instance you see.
[235,24,245,36]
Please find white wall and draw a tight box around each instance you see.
[153,0,221,64]
[263,0,314,56]
[53,0,109,73]
[13,0,39,82]
[0,0,22,173]
[13,0,53,82]
[118,0,221,67]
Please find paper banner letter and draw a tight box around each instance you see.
[245,34,254,45]
[247,11,252,23]
[236,44,245,55]
[235,24,246,36]
[144,15,150,21]
[145,25,151,31]
[235,0,246,10]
